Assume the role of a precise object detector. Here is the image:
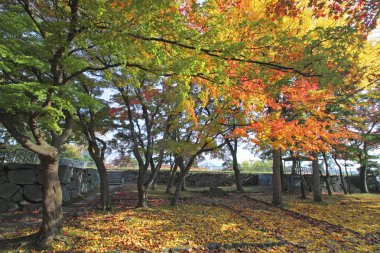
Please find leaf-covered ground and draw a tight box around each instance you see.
[1,189,379,252]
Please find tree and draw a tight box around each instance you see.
[0,1,119,245]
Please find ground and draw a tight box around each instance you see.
[0,185,379,252]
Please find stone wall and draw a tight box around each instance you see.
[108,170,258,187]
[0,163,99,212]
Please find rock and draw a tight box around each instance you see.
[5,164,22,170]
[208,186,225,196]
[0,183,21,200]
[7,201,20,211]
[36,171,43,184]
[71,189,79,199]
[62,187,71,202]
[161,246,190,253]
[0,175,8,184]
[10,190,24,202]
[58,166,73,184]
[24,185,42,203]
[0,199,8,212]
[8,169,37,184]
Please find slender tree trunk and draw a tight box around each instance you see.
[166,162,178,194]
[299,161,306,199]
[359,164,369,193]
[312,153,322,202]
[332,156,347,194]
[171,157,195,206]
[291,157,297,175]
[38,155,63,247]
[226,139,243,192]
[137,167,148,208]
[344,161,352,194]
[280,153,287,193]
[272,149,282,206]
[145,158,160,190]
[181,175,187,191]
[322,153,332,195]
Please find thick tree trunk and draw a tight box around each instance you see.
[171,170,186,206]
[322,153,332,195]
[94,159,110,210]
[137,168,148,208]
[38,155,63,247]
[181,175,187,191]
[333,156,347,194]
[359,164,369,193]
[272,149,282,206]
[231,151,243,192]
[312,154,322,202]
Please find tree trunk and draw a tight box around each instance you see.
[344,161,352,194]
[291,157,297,175]
[312,153,322,202]
[137,168,148,208]
[166,162,178,194]
[272,149,282,206]
[359,164,369,193]
[227,139,243,192]
[280,153,287,193]
[171,169,186,206]
[171,157,195,206]
[181,175,187,191]
[299,161,306,199]
[38,155,63,247]
[94,159,110,210]
[322,153,332,195]
[145,158,160,190]
[332,156,347,194]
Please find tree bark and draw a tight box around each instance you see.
[312,153,322,202]
[322,153,332,195]
[166,161,179,194]
[226,139,243,192]
[280,153,287,193]
[137,168,148,208]
[38,155,63,247]
[93,158,110,210]
[171,169,186,206]
[332,156,347,194]
[299,161,306,199]
[359,164,369,193]
[272,149,282,206]
[171,156,195,206]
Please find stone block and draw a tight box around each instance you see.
[8,169,37,184]
[10,190,24,202]
[71,189,79,199]
[0,199,8,212]
[36,170,43,184]
[0,183,21,200]
[0,175,8,184]
[58,166,73,185]
[61,187,71,202]
[24,185,42,203]
[7,201,20,211]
